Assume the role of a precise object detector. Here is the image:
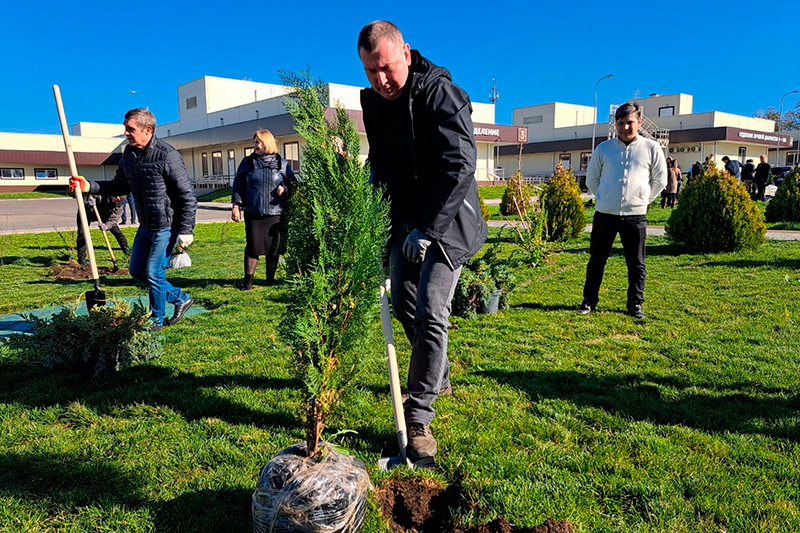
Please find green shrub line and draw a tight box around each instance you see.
[2,222,800,531]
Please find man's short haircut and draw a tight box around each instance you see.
[615,102,643,121]
[124,108,156,131]
[721,156,730,162]
[253,129,278,154]
[357,20,404,53]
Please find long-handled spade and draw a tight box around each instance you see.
[90,202,119,271]
[378,279,414,471]
[53,84,106,310]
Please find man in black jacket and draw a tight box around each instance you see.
[358,20,488,466]
[754,154,771,201]
[742,159,756,197]
[70,108,197,331]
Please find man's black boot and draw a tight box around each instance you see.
[167,297,194,326]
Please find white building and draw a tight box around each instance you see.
[0,123,125,191]
[497,93,793,178]
[155,75,525,188]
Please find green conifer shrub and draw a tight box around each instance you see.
[279,71,390,458]
[5,301,161,377]
[499,170,532,215]
[666,161,766,253]
[765,167,800,222]
[479,192,491,221]
[540,161,586,241]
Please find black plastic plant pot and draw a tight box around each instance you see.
[252,442,372,533]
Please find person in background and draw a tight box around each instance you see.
[661,158,680,208]
[70,108,197,331]
[722,156,741,180]
[578,102,667,319]
[231,129,294,290]
[121,192,136,225]
[76,193,129,266]
[754,154,771,201]
[742,158,756,197]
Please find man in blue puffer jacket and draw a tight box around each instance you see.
[70,108,197,331]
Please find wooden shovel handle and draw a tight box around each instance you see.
[91,204,117,264]
[53,85,100,281]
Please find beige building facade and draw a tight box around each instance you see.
[0,124,125,191]
[156,76,525,188]
[497,93,794,178]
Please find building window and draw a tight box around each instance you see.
[186,96,198,110]
[523,115,543,125]
[228,149,235,161]
[34,168,58,180]
[558,153,571,169]
[201,153,208,176]
[738,147,746,164]
[1,168,24,180]
[284,142,300,171]
[658,106,674,117]
[244,147,254,157]
[211,151,223,175]
[580,153,591,171]
[788,152,798,166]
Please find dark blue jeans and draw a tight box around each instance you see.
[121,193,136,224]
[583,211,647,309]
[390,227,461,426]
[129,225,189,326]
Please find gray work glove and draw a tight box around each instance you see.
[85,195,96,208]
[99,223,109,232]
[402,229,432,263]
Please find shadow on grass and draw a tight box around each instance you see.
[697,258,800,269]
[0,450,144,508]
[154,487,253,532]
[0,361,302,430]
[0,256,56,266]
[481,369,800,441]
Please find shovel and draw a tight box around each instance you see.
[377,278,414,471]
[90,203,119,271]
[54,84,106,310]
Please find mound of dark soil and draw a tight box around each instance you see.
[375,478,575,533]
[50,261,128,280]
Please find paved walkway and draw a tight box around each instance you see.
[2,197,799,241]
[0,197,230,234]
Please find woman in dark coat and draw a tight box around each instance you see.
[231,129,295,290]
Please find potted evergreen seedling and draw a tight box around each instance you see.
[251,71,390,533]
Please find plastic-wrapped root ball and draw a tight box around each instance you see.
[253,442,372,533]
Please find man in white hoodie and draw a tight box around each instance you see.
[578,102,667,319]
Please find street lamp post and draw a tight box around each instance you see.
[591,74,613,154]
[777,89,798,165]
[130,90,149,111]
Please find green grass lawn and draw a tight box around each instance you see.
[197,187,233,203]
[0,191,70,200]
[2,224,800,531]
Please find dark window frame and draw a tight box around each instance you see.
[1,168,24,180]
[658,105,675,117]
[211,151,223,176]
[580,152,591,171]
[738,146,746,164]
[284,141,300,171]
[201,153,208,177]
[34,168,58,180]
[186,96,198,110]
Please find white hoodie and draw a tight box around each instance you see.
[586,136,667,216]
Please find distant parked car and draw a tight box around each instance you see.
[771,166,792,187]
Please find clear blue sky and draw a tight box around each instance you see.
[4,0,799,135]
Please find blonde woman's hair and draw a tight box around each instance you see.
[253,129,278,154]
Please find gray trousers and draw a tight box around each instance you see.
[390,227,461,426]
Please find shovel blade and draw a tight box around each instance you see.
[85,289,107,310]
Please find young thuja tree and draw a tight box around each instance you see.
[279,71,390,458]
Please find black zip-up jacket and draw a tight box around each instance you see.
[90,136,197,235]
[361,50,488,269]
[231,153,294,216]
